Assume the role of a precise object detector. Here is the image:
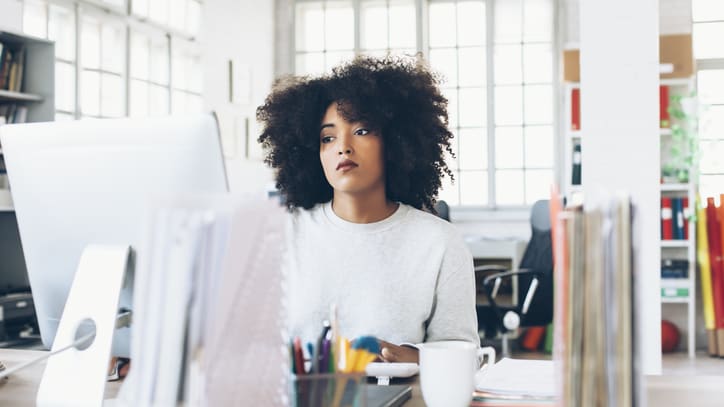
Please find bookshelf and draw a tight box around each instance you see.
[562,77,698,357]
[0,30,55,210]
[659,77,697,358]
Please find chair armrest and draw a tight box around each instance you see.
[481,268,542,288]
[474,265,510,274]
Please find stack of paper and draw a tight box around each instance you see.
[473,358,555,406]
[117,195,288,406]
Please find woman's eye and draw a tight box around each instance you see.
[355,128,370,136]
[321,136,334,144]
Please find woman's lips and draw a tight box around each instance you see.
[336,159,359,171]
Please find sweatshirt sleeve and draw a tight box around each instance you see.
[423,234,479,345]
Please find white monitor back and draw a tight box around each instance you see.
[0,114,228,356]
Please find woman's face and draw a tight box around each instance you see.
[319,102,386,196]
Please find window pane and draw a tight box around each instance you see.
[525,169,553,204]
[361,1,388,50]
[697,70,724,105]
[55,112,74,121]
[699,105,724,140]
[524,85,553,124]
[693,23,724,59]
[439,174,460,206]
[494,86,523,125]
[172,90,186,114]
[55,62,76,112]
[150,84,169,115]
[296,2,325,52]
[131,34,150,80]
[693,0,724,22]
[101,74,124,117]
[443,88,459,128]
[495,126,523,169]
[523,0,552,42]
[172,54,186,89]
[429,3,456,47]
[81,70,100,116]
[102,0,125,7]
[494,0,522,44]
[325,2,354,51]
[458,128,486,170]
[700,175,724,203]
[23,0,48,39]
[524,125,553,168]
[130,80,149,117]
[187,0,201,34]
[102,25,124,74]
[458,47,486,87]
[151,39,170,85]
[523,43,552,84]
[81,18,100,69]
[296,52,325,76]
[460,170,487,205]
[186,94,202,112]
[133,0,149,17]
[388,1,416,49]
[458,87,486,127]
[150,0,169,25]
[49,5,75,61]
[699,139,724,174]
[457,1,485,47]
[429,48,458,87]
[170,0,187,31]
[496,170,524,205]
[188,57,202,93]
[325,51,355,72]
[494,44,522,85]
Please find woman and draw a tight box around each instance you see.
[257,55,478,363]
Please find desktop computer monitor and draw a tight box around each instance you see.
[0,114,229,357]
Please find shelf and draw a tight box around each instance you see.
[660,183,690,192]
[660,128,672,136]
[569,131,581,139]
[662,296,691,304]
[0,89,44,103]
[660,78,694,87]
[661,240,689,248]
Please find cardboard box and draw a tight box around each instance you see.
[660,34,694,79]
[563,49,580,82]
[562,34,694,82]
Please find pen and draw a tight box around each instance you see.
[293,337,304,375]
[313,320,331,373]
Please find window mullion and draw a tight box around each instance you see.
[353,0,361,55]
[74,2,82,119]
[485,0,496,207]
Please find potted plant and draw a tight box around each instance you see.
[662,92,699,184]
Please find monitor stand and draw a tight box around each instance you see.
[36,245,132,407]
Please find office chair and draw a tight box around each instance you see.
[433,200,450,222]
[475,200,553,357]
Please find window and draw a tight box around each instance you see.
[22,0,204,121]
[292,0,555,207]
[693,0,724,201]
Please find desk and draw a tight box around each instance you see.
[2,349,723,406]
[0,348,121,406]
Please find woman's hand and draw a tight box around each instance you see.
[377,340,419,364]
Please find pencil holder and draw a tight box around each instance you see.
[290,372,367,407]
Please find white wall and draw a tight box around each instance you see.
[201,0,276,197]
[0,0,23,32]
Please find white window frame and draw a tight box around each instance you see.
[290,0,560,214]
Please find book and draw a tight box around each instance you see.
[672,198,684,240]
[682,197,690,240]
[696,200,717,355]
[571,88,581,130]
[660,85,670,128]
[661,197,673,240]
[661,259,688,279]
[705,198,724,356]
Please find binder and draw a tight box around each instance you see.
[705,198,724,356]
[571,144,582,186]
[696,201,717,355]
[571,88,581,130]
[672,198,684,240]
[682,197,690,240]
[660,85,670,128]
[661,197,673,240]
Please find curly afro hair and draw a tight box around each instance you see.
[256,55,454,212]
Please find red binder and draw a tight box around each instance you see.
[661,197,673,240]
[705,198,724,353]
[660,85,670,128]
[571,88,581,131]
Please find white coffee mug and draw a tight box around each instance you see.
[419,342,496,407]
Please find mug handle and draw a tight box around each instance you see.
[476,346,496,371]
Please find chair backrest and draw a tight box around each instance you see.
[434,200,450,222]
[517,200,553,326]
